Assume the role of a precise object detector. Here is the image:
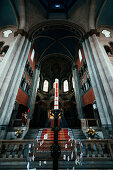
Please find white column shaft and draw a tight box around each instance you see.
[82,41,108,125]
[0,34,31,125]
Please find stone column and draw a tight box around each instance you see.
[0,29,31,126]
[72,65,84,120]
[82,30,113,137]
[28,65,40,118]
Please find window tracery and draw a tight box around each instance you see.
[1,45,9,56]
[102,30,111,38]
[0,41,5,55]
[0,41,4,49]
[104,45,112,55]
[109,42,113,52]
[3,30,12,37]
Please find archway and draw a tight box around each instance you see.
[63,96,81,128]
[30,96,48,128]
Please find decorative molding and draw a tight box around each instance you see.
[29,20,85,40]
[82,29,100,41]
[14,29,29,38]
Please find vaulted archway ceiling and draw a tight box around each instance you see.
[34,26,80,62]
[0,0,113,61]
[40,54,72,81]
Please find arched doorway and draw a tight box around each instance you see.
[63,99,81,128]
[30,96,48,128]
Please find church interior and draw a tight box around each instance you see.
[0,0,113,169]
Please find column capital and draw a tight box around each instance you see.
[14,29,29,38]
[82,29,100,41]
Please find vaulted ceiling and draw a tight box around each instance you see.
[34,26,80,62]
[0,0,113,63]
[1,0,113,30]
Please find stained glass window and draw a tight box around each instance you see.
[43,80,49,92]
[31,49,35,62]
[79,49,82,62]
[63,80,68,92]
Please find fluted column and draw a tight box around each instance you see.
[0,30,31,126]
[28,65,40,118]
[82,30,113,137]
[72,65,84,119]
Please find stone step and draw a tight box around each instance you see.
[70,129,86,139]
[24,129,42,139]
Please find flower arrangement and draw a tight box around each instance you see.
[15,128,23,138]
[86,127,97,139]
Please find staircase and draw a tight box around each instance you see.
[24,128,43,139]
[40,128,70,140]
[71,129,86,139]
[24,128,86,140]
[0,128,113,169]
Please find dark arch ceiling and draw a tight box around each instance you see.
[34,27,80,62]
[40,54,72,81]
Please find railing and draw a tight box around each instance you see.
[0,139,113,161]
[81,119,100,129]
[0,140,36,161]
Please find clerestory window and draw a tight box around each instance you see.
[31,49,35,62]
[63,80,69,92]
[43,80,49,92]
[78,49,82,62]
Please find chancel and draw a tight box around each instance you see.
[0,0,113,169]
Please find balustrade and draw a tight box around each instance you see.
[81,119,100,129]
[0,139,113,161]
